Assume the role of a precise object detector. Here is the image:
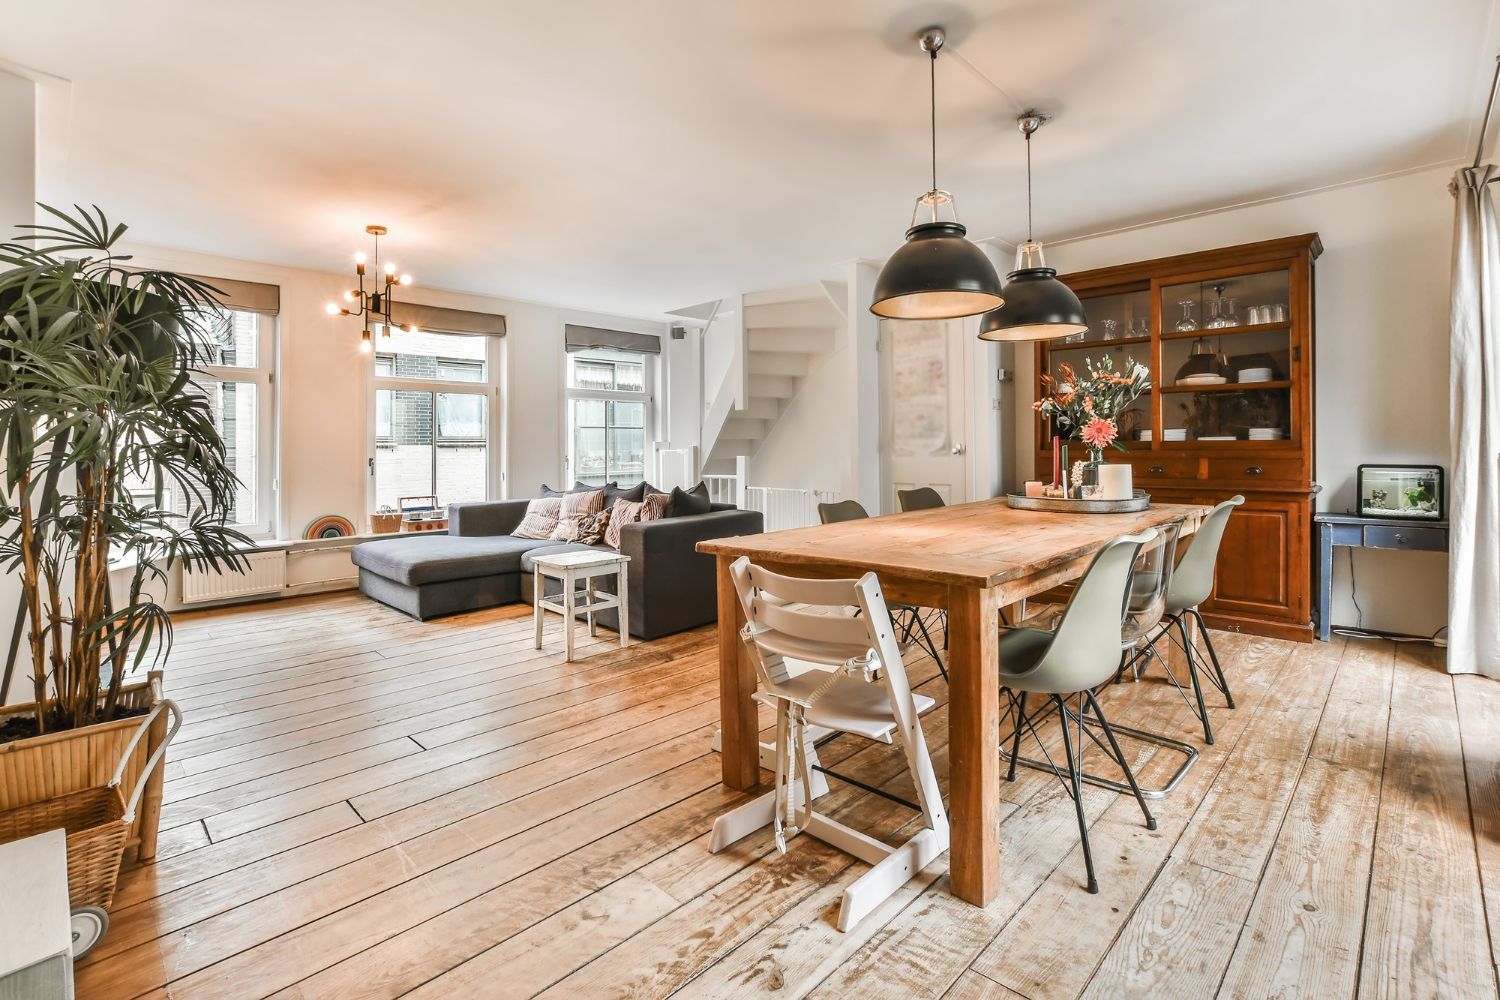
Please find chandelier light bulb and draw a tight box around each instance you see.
[354,251,367,264]
[383,261,396,276]
[360,329,373,352]
[343,290,355,302]
[406,323,419,334]
[399,274,412,286]
[325,302,339,315]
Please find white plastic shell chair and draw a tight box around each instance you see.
[995,529,1158,894]
[1140,495,1244,744]
[1006,521,1202,799]
[707,557,949,932]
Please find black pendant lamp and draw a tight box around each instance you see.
[870,28,1004,321]
[978,113,1088,342]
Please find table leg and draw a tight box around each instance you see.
[947,583,1003,907]
[717,554,759,790]
[533,567,543,650]
[1317,523,1334,642]
[564,571,576,662]
[617,564,630,648]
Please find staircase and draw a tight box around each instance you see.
[700,283,845,475]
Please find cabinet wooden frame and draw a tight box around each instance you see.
[1034,233,1323,641]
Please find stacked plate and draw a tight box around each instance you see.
[1238,367,1274,383]
[1177,374,1228,387]
[1162,428,1188,442]
[1137,429,1153,442]
[1249,427,1286,441]
[1199,435,1237,441]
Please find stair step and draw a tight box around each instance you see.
[710,438,759,462]
[749,374,797,399]
[744,299,841,330]
[743,285,827,308]
[747,351,810,377]
[747,327,836,353]
[740,397,781,421]
[722,417,768,440]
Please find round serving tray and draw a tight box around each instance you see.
[1006,490,1151,514]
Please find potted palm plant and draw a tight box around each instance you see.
[0,204,251,861]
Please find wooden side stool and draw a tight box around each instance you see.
[532,550,631,661]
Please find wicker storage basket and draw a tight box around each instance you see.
[0,699,180,911]
[371,512,402,533]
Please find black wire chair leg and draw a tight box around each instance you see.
[1190,607,1235,708]
[1083,690,1156,831]
[1174,613,1215,745]
[1055,694,1099,894]
[1006,690,1028,782]
[911,610,948,681]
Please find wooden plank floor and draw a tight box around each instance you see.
[77,592,1500,999]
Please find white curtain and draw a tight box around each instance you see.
[1449,165,1500,677]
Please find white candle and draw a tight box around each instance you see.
[1098,463,1132,501]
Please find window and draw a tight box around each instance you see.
[566,348,652,488]
[370,327,499,512]
[126,309,277,538]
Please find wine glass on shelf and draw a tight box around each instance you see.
[1176,299,1198,332]
[1223,297,1240,326]
[1100,319,1120,341]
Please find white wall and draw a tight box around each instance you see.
[1015,165,1455,637]
[119,243,673,541]
[0,68,35,705]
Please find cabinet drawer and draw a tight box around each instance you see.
[1133,457,1199,482]
[1363,524,1446,552]
[1204,457,1305,485]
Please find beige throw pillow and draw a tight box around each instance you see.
[513,496,563,539]
[604,493,670,549]
[549,489,605,541]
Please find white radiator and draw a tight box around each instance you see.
[181,549,286,604]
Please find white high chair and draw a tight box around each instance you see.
[708,557,948,933]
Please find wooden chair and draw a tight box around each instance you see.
[708,557,948,932]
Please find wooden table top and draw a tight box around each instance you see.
[697,498,1212,588]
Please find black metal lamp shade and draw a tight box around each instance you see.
[870,221,1005,320]
[977,266,1088,341]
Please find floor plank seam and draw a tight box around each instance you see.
[1448,675,1500,996]
[346,798,366,823]
[1351,647,1398,997]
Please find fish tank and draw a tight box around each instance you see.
[1357,464,1444,520]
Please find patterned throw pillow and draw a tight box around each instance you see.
[513,497,563,539]
[603,493,671,549]
[549,489,605,541]
[555,507,612,545]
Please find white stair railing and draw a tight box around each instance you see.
[703,456,748,508]
[744,486,840,532]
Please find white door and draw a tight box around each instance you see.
[880,318,972,513]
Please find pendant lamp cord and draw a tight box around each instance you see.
[929,48,938,194]
[1025,127,1034,243]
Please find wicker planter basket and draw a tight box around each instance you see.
[0,671,173,869]
[0,696,179,911]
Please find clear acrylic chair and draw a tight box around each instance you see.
[708,557,948,932]
[994,529,1159,894]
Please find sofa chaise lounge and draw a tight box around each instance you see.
[351,496,762,640]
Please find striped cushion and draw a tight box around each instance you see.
[603,493,670,549]
[549,489,606,541]
[513,497,563,539]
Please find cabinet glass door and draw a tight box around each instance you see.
[1159,268,1293,445]
[1040,286,1153,446]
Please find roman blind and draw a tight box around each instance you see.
[188,274,281,314]
[564,324,661,355]
[389,302,507,336]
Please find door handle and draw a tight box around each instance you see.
[1245,466,1263,476]
[950,444,965,455]
[1148,465,1165,474]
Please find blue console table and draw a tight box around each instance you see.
[1313,512,1449,641]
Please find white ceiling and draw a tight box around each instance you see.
[3,1,1497,318]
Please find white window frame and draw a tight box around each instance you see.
[564,348,656,487]
[195,309,277,539]
[366,328,503,519]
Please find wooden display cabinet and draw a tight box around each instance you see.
[1035,233,1322,641]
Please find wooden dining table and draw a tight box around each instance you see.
[697,497,1212,909]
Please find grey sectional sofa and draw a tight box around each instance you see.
[351,497,763,640]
